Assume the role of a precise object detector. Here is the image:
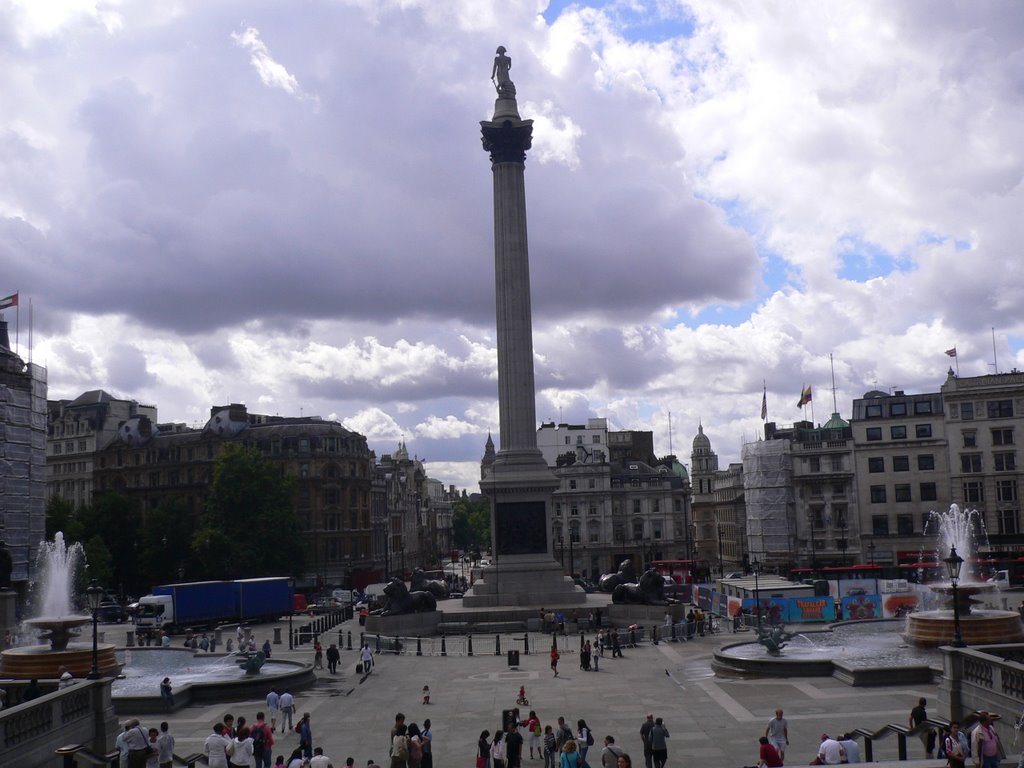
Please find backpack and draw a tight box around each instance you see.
[395,736,409,761]
[409,737,422,761]
[252,725,266,756]
[532,722,542,737]
[585,729,594,746]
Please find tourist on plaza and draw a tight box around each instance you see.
[313,640,324,669]
[815,734,846,765]
[310,746,334,768]
[22,677,41,701]
[909,697,936,758]
[555,718,573,752]
[116,722,132,766]
[577,720,593,768]
[252,712,275,768]
[299,714,313,760]
[523,711,542,759]
[158,722,175,768]
[391,713,406,744]
[263,638,273,658]
[560,739,581,768]
[279,691,296,733]
[542,726,557,768]
[59,665,75,688]
[648,718,669,768]
[160,677,174,708]
[944,721,969,768]
[236,717,248,739]
[971,712,1005,768]
[286,748,306,768]
[390,722,408,768]
[765,708,788,758]
[267,690,280,732]
[205,723,233,768]
[579,641,590,671]
[408,722,424,768]
[614,755,631,768]
[756,736,782,767]
[639,714,655,768]
[838,733,860,763]
[478,729,492,768]
[326,643,340,673]
[200,633,210,651]
[490,730,508,768]
[223,714,236,738]
[145,727,160,768]
[123,720,152,768]
[550,644,560,677]
[360,642,374,673]
[506,722,524,768]
[420,718,433,768]
[229,726,256,768]
[600,736,624,768]
[611,632,622,658]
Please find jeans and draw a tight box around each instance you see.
[544,750,555,768]
[281,707,294,731]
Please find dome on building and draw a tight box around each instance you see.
[822,412,850,430]
[692,423,711,453]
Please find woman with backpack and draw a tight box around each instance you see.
[577,720,593,768]
[523,711,542,760]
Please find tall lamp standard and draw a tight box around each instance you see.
[944,545,966,648]
[85,579,103,679]
[752,557,762,629]
[288,576,295,650]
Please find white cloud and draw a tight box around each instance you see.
[230,26,305,98]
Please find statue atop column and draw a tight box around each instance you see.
[491,46,516,98]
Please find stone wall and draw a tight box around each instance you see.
[940,644,1024,725]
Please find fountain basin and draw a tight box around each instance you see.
[905,609,1024,647]
[0,641,120,679]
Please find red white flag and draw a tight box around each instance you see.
[0,292,17,310]
[945,347,957,357]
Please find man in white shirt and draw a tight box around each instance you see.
[359,643,373,673]
[279,691,295,732]
[157,722,176,768]
[310,747,334,768]
[204,723,233,768]
[817,734,846,765]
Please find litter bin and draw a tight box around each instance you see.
[507,649,520,667]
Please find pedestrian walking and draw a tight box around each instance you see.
[639,714,654,768]
[765,708,788,758]
[550,645,560,677]
[326,644,340,674]
[279,692,295,734]
[944,721,969,768]
[599,736,623,768]
[478,730,492,768]
[909,697,935,758]
[523,711,542,759]
[205,723,233,768]
[313,640,324,669]
[543,726,556,768]
[420,718,434,768]
[491,731,507,768]
[157,722,175,768]
[266,690,280,733]
[560,740,581,768]
[649,718,668,768]
[577,720,593,768]
[971,712,1005,768]
[360,642,374,673]
[298,714,313,760]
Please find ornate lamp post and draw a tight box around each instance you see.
[752,557,762,629]
[944,545,966,647]
[85,579,103,679]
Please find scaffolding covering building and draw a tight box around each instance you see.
[742,438,796,567]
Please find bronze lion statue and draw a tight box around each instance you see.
[410,568,449,599]
[612,568,669,605]
[371,577,437,616]
[598,558,638,593]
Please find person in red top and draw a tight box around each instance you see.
[757,736,783,767]
[550,646,560,677]
[251,712,274,768]
[521,710,542,759]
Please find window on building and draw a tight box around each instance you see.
[865,404,883,418]
[832,482,846,496]
[811,506,825,528]
[897,514,914,535]
[810,484,823,497]
[569,523,580,543]
[866,427,883,441]
[588,503,597,516]
[872,515,890,536]
[963,481,984,503]
[993,428,1015,446]
[998,509,1020,536]
[893,456,910,472]
[325,488,340,505]
[653,499,660,513]
[632,520,643,540]
[963,431,977,448]
[916,424,932,438]
[674,499,682,512]
[569,479,577,490]
[53,444,62,455]
[564,436,570,445]
[918,454,935,471]
[891,426,908,439]
[868,457,884,473]
[592,435,600,443]
[962,402,974,420]
[997,480,1018,503]
[988,400,1014,418]
[588,478,596,489]
[920,482,938,501]
[554,503,562,516]
[891,402,908,417]
[961,454,982,473]
[589,527,600,543]
[809,457,821,472]
[895,484,912,502]
[914,400,933,415]
[870,485,887,503]
[653,523,663,540]
[570,504,579,516]
[995,452,1017,472]
[576,435,583,444]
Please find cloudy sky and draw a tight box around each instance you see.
[3,1,1023,490]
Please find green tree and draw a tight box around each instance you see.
[45,495,83,542]
[79,493,144,596]
[452,495,491,552]
[197,443,304,579]
[137,498,197,586]
[83,535,114,590]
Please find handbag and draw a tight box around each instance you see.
[476,756,487,768]
[137,727,155,756]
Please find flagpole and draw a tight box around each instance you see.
[992,327,998,374]
[28,298,33,365]
[15,289,20,355]
[830,353,838,414]
[955,349,960,377]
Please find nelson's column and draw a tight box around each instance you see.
[464,46,585,607]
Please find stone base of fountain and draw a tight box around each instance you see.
[0,642,121,679]
[904,610,1024,647]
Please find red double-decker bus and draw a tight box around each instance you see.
[650,559,711,584]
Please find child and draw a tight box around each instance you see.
[517,686,528,705]
[422,685,430,705]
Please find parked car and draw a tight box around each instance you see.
[98,601,127,623]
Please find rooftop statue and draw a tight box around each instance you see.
[491,45,516,98]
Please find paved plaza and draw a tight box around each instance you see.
[116,614,952,768]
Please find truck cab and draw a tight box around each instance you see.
[134,594,174,633]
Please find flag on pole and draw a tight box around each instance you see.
[797,384,812,408]
[945,347,957,357]
[760,384,768,421]
[0,292,17,310]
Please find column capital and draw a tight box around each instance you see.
[481,119,534,165]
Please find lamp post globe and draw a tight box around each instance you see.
[85,579,103,679]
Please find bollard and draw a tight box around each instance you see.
[347,631,353,651]
[579,631,584,651]
[126,630,135,647]
[273,627,282,645]
[652,626,659,645]
[417,636,422,656]
[376,634,381,653]
[360,632,365,648]
[495,634,501,656]
[441,634,447,657]
[468,634,474,656]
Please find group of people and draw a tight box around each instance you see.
[387,711,434,768]
[470,700,666,768]
[114,718,175,768]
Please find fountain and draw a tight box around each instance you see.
[0,533,120,679]
[904,504,1024,647]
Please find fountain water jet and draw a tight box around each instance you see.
[904,504,1024,647]
[0,533,120,678]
